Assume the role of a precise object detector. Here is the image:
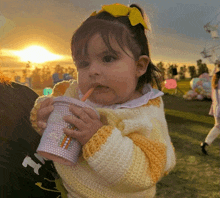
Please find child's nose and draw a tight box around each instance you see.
[89,63,101,76]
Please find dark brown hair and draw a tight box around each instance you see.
[0,82,39,146]
[71,4,162,91]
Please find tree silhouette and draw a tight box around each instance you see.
[196,59,209,76]
[156,61,166,81]
[31,67,42,89]
[188,66,197,79]
[179,65,187,79]
[167,64,178,79]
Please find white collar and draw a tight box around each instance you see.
[78,83,164,109]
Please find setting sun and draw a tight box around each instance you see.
[12,45,64,63]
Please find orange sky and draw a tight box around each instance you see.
[0,0,219,73]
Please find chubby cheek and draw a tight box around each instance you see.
[79,86,89,96]
[77,76,89,94]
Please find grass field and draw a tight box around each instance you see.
[33,79,220,198]
[156,94,220,198]
[156,79,220,198]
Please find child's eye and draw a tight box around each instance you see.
[103,55,116,63]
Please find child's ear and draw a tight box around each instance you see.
[136,55,150,77]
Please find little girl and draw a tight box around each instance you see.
[30,3,176,198]
[201,68,220,155]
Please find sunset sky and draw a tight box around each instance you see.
[1,0,220,72]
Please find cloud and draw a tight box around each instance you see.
[0,12,6,28]
[156,3,217,39]
[148,30,208,64]
[0,16,16,39]
[1,0,219,67]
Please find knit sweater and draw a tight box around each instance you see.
[30,80,176,198]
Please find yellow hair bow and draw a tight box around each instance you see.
[91,3,148,30]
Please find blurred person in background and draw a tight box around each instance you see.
[0,70,65,197]
[201,65,220,155]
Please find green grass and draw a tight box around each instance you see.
[156,94,220,198]
[33,81,220,198]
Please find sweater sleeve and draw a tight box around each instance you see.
[82,97,176,191]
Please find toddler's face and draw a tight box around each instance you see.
[75,34,142,105]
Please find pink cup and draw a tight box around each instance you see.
[37,96,99,166]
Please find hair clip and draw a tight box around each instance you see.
[91,3,149,30]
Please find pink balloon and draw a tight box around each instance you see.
[165,79,177,89]
[199,73,210,81]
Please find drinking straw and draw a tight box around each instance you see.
[60,87,95,149]
[81,87,95,102]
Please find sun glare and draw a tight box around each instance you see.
[12,45,64,63]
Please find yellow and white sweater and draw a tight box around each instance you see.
[30,80,176,198]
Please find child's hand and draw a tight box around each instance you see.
[63,105,103,146]
[37,98,54,135]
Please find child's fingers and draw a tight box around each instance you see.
[82,107,99,120]
[37,105,54,122]
[40,97,54,109]
[37,122,46,136]
[63,128,83,140]
[69,105,99,120]
[63,115,84,130]
[37,121,47,129]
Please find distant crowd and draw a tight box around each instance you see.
[12,64,77,89]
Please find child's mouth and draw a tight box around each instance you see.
[96,85,108,88]
[95,85,110,92]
